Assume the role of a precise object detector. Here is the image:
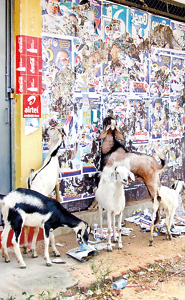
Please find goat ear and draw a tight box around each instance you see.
[110,172,115,182]
[115,129,125,142]
[129,171,135,182]
[98,129,108,140]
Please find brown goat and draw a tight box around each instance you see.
[92,115,166,245]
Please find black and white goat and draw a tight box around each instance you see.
[95,165,135,251]
[0,188,90,268]
[25,126,65,257]
[150,180,185,246]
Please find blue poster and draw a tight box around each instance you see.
[128,8,150,40]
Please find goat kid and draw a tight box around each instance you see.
[150,180,185,246]
[95,165,135,252]
[0,188,90,268]
[25,126,65,257]
[99,115,165,202]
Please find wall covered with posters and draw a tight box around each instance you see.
[41,0,185,211]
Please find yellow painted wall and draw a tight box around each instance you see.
[14,0,42,188]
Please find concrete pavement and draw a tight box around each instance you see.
[0,248,78,299]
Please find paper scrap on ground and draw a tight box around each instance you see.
[67,244,96,262]
[92,226,133,240]
[94,242,116,251]
[51,258,66,264]
[125,205,185,237]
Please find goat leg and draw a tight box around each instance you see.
[1,225,11,263]
[165,223,172,240]
[44,225,52,266]
[165,213,172,240]
[23,225,29,254]
[112,213,118,243]
[117,212,123,250]
[44,237,52,266]
[49,229,60,257]
[30,227,39,257]
[149,201,159,246]
[107,212,113,252]
[23,226,39,257]
[12,233,26,269]
[99,205,104,240]
[88,199,98,211]
[149,222,154,246]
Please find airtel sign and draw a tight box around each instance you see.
[23,95,41,118]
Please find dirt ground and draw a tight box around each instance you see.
[33,207,185,300]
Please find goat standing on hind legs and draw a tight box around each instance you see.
[24,126,65,257]
[92,115,166,246]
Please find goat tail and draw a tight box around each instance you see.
[27,169,34,189]
[157,151,166,169]
[0,194,5,211]
[0,212,4,227]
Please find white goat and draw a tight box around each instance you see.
[150,180,185,246]
[0,188,90,268]
[95,165,135,251]
[25,126,65,257]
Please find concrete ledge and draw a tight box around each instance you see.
[53,199,152,237]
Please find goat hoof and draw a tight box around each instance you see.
[165,235,172,241]
[32,253,38,258]
[53,251,60,257]
[46,262,52,267]
[20,265,27,269]
[23,246,28,254]
[113,240,118,244]
[149,240,153,247]
[168,234,172,240]
[5,259,10,263]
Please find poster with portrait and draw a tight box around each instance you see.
[102,2,127,37]
[171,21,185,51]
[170,54,185,98]
[150,15,171,31]
[150,48,171,98]
[127,97,149,144]
[168,98,184,139]
[128,55,149,95]
[149,98,169,140]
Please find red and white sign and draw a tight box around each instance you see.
[16,35,42,95]
[23,95,41,118]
